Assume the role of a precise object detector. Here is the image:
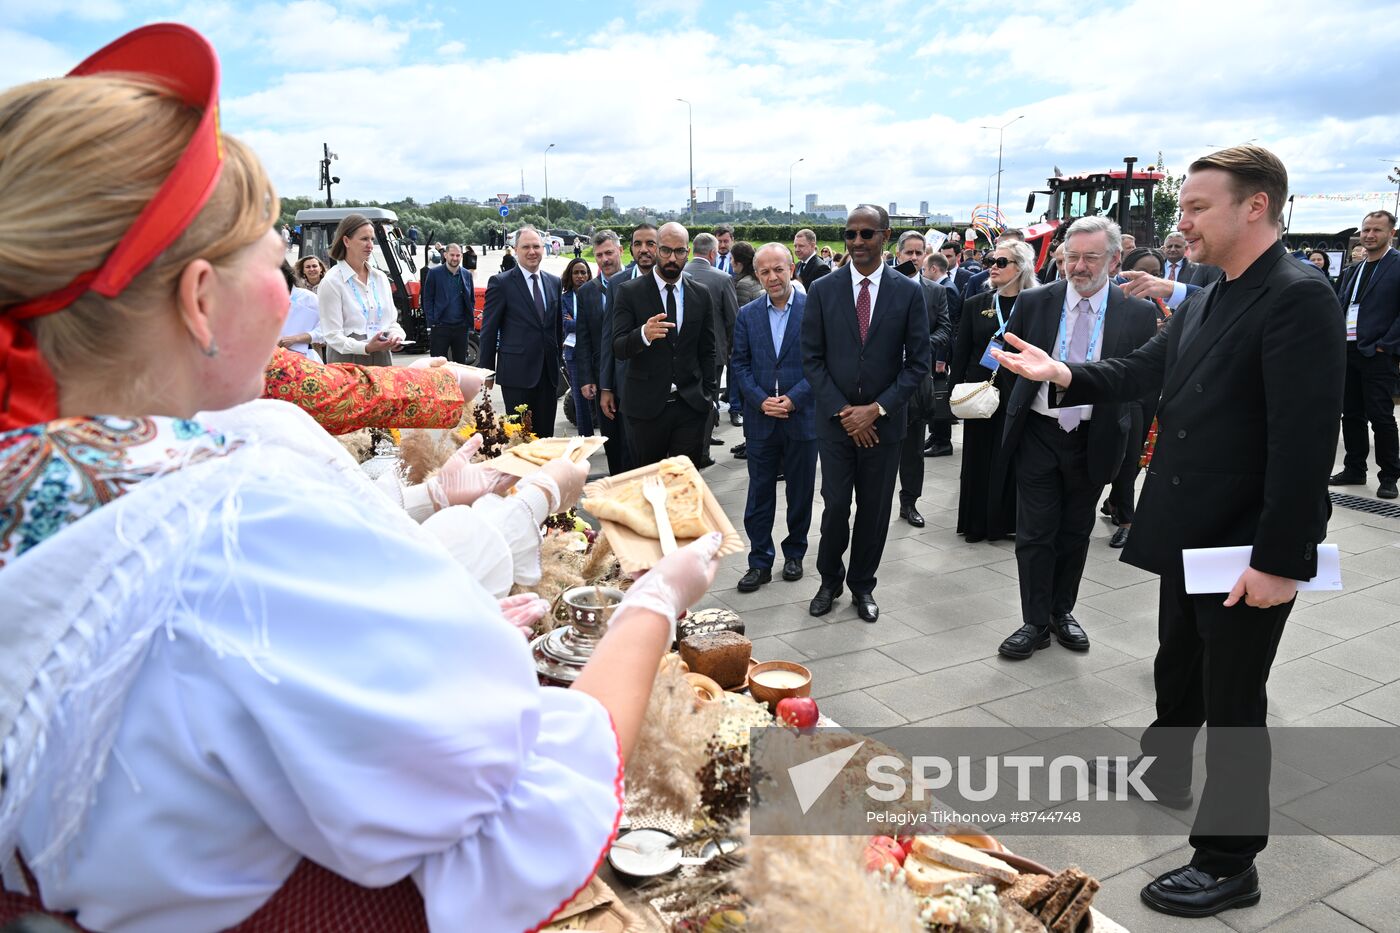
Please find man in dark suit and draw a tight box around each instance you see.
[793,228,831,291]
[612,222,717,466]
[923,251,962,458]
[479,226,563,436]
[993,218,1157,661]
[731,243,818,591]
[891,231,952,526]
[596,226,659,473]
[686,233,740,447]
[574,229,627,471]
[940,241,973,293]
[801,205,931,623]
[713,223,736,276]
[994,146,1344,919]
[1330,209,1400,498]
[421,243,473,363]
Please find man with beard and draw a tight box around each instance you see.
[801,205,930,623]
[612,222,717,465]
[421,243,473,363]
[575,229,630,473]
[994,146,1344,918]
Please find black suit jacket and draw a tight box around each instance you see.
[597,265,638,394]
[572,276,607,387]
[611,272,717,420]
[797,254,832,291]
[1184,260,1223,287]
[915,275,953,363]
[800,264,932,444]
[997,281,1158,488]
[684,258,740,368]
[1336,247,1400,356]
[479,265,563,388]
[952,266,973,292]
[1057,242,1344,580]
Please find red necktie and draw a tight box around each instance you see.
[856,278,871,343]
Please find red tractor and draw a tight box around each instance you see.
[1021,157,1163,271]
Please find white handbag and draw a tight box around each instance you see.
[949,379,1000,419]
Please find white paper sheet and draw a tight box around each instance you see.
[1181,544,1342,594]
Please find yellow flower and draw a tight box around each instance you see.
[388,428,402,445]
[503,422,523,437]
[454,424,477,441]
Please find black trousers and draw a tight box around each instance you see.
[743,432,818,570]
[816,432,902,595]
[502,379,559,438]
[898,412,927,508]
[428,322,470,364]
[627,397,707,467]
[928,372,953,445]
[1106,401,1148,524]
[1014,414,1100,628]
[1138,568,1291,876]
[598,391,634,475]
[1341,344,1400,482]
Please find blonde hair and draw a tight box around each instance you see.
[0,74,277,393]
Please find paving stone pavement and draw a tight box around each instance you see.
[688,417,1400,933]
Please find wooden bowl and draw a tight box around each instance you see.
[747,660,812,710]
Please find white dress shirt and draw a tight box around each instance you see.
[1032,279,1111,420]
[317,262,405,356]
[849,263,886,322]
[281,287,323,361]
[639,269,686,345]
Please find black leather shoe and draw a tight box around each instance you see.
[899,506,926,528]
[1050,612,1090,651]
[1086,755,1194,810]
[1141,864,1259,918]
[696,456,716,469]
[1110,526,1130,549]
[730,442,746,454]
[1380,481,1399,500]
[710,436,724,445]
[853,593,879,623]
[809,586,841,617]
[1329,470,1365,485]
[782,559,803,581]
[998,624,1050,659]
[737,567,771,593]
[923,443,953,457]
[729,411,743,427]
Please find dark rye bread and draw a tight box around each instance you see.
[996,899,1048,932]
[1049,874,1100,933]
[1035,869,1083,926]
[678,631,752,689]
[1015,868,1099,933]
[1007,872,1052,909]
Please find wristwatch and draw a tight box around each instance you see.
[876,403,887,418]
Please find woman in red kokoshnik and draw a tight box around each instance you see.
[0,24,721,933]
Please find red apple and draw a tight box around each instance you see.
[894,834,915,859]
[776,696,819,731]
[869,835,906,866]
[863,843,900,873]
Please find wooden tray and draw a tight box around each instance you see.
[490,435,608,478]
[580,456,744,574]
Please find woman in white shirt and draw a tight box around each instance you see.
[317,213,406,365]
[277,262,323,361]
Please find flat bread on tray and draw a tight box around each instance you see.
[489,435,607,477]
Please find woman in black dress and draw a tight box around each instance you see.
[949,240,1036,542]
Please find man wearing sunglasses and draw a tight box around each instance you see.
[801,205,931,623]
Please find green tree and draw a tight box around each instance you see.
[1153,151,1183,243]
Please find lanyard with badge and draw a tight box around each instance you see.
[979,300,1017,370]
[1052,298,1106,364]
[348,269,384,336]
[1346,260,1376,340]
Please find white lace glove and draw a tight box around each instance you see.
[613,533,724,641]
[498,593,551,638]
[408,357,485,403]
[516,456,588,514]
[426,434,516,510]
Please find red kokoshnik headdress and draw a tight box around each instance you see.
[0,23,224,430]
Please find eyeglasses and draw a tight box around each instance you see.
[986,257,1012,269]
[1063,252,1107,265]
[843,229,883,241]
[656,245,689,258]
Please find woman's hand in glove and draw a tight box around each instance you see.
[498,593,551,638]
[615,532,724,631]
[518,455,589,514]
[425,434,516,509]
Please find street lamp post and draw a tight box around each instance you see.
[789,157,804,219]
[979,115,1024,217]
[1389,166,1400,217]
[677,98,694,225]
[543,142,556,228]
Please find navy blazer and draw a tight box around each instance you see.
[598,265,641,394]
[479,265,563,389]
[572,276,607,387]
[611,271,717,420]
[421,264,474,327]
[800,264,932,445]
[1337,248,1400,356]
[731,290,815,442]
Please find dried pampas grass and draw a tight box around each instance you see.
[397,428,460,485]
[738,834,922,933]
[625,665,724,818]
[337,429,374,464]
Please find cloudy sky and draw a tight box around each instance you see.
[4,0,1398,233]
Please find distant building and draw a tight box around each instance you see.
[889,213,927,227]
[625,206,653,219]
[927,212,955,225]
[919,200,929,214]
[733,200,753,213]
[805,193,818,212]
[602,195,617,213]
[810,202,848,221]
[715,188,735,212]
[508,193,537,205]
[889,202,898,216]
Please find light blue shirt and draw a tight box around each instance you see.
[766,289,793,355]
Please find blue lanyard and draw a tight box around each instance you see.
[347,270,383,333]
[993,298,1017,338]
[1054,298,1106,363]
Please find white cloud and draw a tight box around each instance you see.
[0,0,125,24]
[437,40,465,57]
[0,28,77,87]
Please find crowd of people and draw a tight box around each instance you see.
[0,20,1393,932]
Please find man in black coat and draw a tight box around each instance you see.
[793,228,831,291]
[994,146,1344,919]
[479,226,563,436]
[574,229,629,473]
[611,222,717,466]
[801,205,931,623]
[992,217,1157,661]
[1330,209,1400,498]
